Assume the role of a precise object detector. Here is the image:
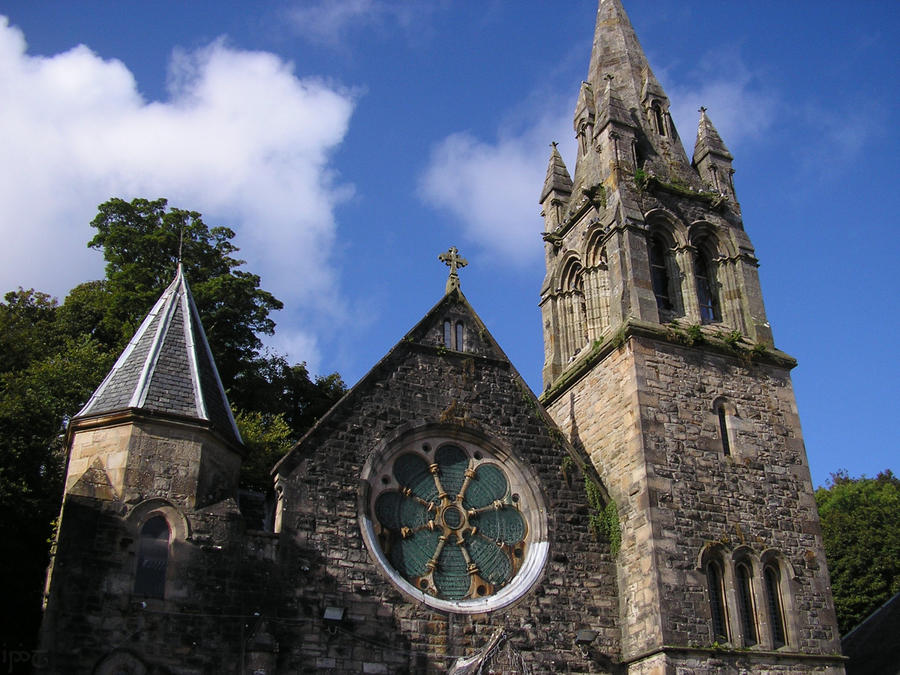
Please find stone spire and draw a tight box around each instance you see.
[692,107,737,200]
[76,264,241,447]
[570,0,697,193]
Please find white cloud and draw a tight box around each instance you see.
[419,111,574,266]
[662,51,776,151]
[0,16,356,365]
[284,0,424,46]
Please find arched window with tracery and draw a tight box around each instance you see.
[561,259,588,357]
[649,233,680,316]
[135,516,170,598]
[693,242,720,323]
[706,559,729,642]
[764,563,787,648]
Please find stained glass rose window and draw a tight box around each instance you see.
[360,431,548,613]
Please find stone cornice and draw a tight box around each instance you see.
[540,319,797,407]
[67,407,246,458]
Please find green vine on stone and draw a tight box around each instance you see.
[723,330,743,349]
[685,324,704,345]
[583,472,621,555]
[634,168,648,190]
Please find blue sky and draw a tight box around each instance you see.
[1,1,897,488]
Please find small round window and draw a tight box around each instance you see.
[360,430,548,613]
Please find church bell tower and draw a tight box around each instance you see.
[539,1,845,672]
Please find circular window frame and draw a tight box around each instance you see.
[359,425,548,614]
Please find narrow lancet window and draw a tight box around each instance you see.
[443,320,452,349]
[765,564,787,648]
[135,516,170,598]
[455,322,464,351]
[653,103,666,136]
[694,249,720,323]
[649,235,673,312]
[707,560,729,642]
[736,562,758,646]
[718,404,731,457]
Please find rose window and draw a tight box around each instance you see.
[367,440,536,604]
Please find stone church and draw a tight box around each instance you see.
[39,1,846,673]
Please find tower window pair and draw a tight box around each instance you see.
[647,232,720,323]
[443,320,465,352]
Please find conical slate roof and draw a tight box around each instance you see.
[76,265,241,447]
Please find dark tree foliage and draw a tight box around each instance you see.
[815,470,900,635]
[0,289,115,651]
[87,197,283,388]
[0,198,345,656]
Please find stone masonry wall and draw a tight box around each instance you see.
[276,310,621,673]
[547,333,844,671]
[547,340,663,658]
[39,491,285,674]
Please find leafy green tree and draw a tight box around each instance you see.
[815,470,900,634]
[231,355,346,436]
[0,289,115,650]
[87,197,283,387]
[235,410,294,493]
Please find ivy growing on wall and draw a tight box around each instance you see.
[562,456,621,555]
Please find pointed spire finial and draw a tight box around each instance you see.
[699,105,707,114]
[438,246,468,293]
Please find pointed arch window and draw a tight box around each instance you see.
[455,322,464,351]
[694,246,720,323]
[735,561,758,646]
[706,560,729,642]
[135,516,170,598]
[764,563,787,648]
[649,234,675,313]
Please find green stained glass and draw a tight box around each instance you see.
[391,529,440,578]
[371,442,536,604]
[400,496,430,528]
[463,464,508,509]
[394,453,438,501]
[434,542,469,600]
[467,536,512,586]
[374,492,404,530]
[435,444,468,496]
[472,507,525,545]
[376,491,429,531]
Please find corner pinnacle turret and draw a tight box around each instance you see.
[693,106,737,201]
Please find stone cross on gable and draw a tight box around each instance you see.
[439,246,468,293]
